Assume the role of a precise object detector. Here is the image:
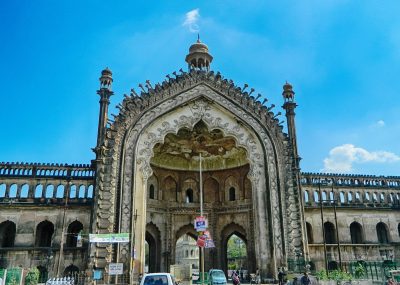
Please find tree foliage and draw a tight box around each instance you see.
[25,268,40,285]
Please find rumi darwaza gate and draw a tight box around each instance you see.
[0,39,400,283]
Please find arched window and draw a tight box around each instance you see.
[186,189,193,203]
[20,184,29,198]
[56,184,65,198]
[45,185,54,198]
[34,184,43,198]
[185,250,189,258]
[0,184,6,198]
[229,187,236,201]
[87,185,94,198]
[350,222,363,244]
[304,191,309,203]
[78,185,85,198]
[35,221,54,247]
[306,222,313,244]
[340,192,345,203]
[314,191,319,203]
[329,191,335,202]
[365,192,370,202]
[347,192,353,203]
[69,185,77,198]
[355,192,361,202]
[9,184,18,198]
[376,222,390,244]
[324,222,337,244]
[322,191,327,201]
[66,221,83,247]
[0,221,16,247]
[149,185,155,199]
[380,193,385,203]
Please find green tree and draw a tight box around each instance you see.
[25,268,40,285]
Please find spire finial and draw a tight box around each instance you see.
[197,33,200,43]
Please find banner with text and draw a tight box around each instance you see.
[89,233,130,243]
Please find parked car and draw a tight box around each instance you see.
[140,273,178,285]
[208,269,227,285]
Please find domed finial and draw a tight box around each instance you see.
[185,36,213,71]
[282,81,295,102]
[99,67,113,90]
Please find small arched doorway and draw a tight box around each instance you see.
[145,223,161,273]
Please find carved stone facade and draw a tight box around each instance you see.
[91,69,304,279]
[0,40,399,283]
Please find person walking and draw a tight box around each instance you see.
[278,268,285,285]
[255,268,260,285]
[300,272,310,285]
[231,270,240,285]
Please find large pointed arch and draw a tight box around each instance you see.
[92,73,301,278]
[220,223,249,273]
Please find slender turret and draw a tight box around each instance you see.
[95,68,113,157]
[282,82,299,168]
[185,35,213,71]
[282,82,309,261]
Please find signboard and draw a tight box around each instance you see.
[194,216,208,232]
[93,270,102,280]
[203,230,215,248]
[197,235,206,247]
[205,239,215,248]
[109,263,123,275]
[89,233,130,243]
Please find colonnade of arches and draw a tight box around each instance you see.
[304,189,400,206]
[0,183,94,199]
[143,222,251,274]
[0,219,84,248]
[306,221,395,244]
[147,173,251,204]
[301,176,400,188]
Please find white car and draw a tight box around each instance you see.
[140,273,178,285]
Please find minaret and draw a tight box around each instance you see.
[282,82,299,168]
[95,68,113,157]
[282,82,309,260]
[185,35,213,71]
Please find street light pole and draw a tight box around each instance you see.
[199,154,205,285]
[318,180,328,272]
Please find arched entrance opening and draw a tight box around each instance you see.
[227,234,247,279]
[145,223,161,273]
[175,234,199,269]
[221,223,252,277]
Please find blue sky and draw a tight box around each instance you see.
[1,1,399,176]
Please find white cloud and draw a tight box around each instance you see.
[322,144,400,173]
[183,9,200,33]
[376,120,385,127]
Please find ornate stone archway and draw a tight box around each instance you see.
[121,90,281,274]
[92,72,304,279]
